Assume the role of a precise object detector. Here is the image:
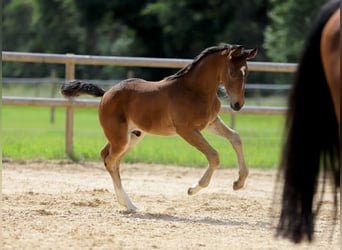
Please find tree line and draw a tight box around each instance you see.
[3,0,326,82]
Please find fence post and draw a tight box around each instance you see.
[65,56,75,156]
[50,70,57,124]
[230,114,235,129]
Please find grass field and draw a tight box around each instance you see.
[2,105,285,168]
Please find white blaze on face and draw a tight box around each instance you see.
[240,66,246,77]
[240,66,246,90]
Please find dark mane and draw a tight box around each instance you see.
[165,44,238,80]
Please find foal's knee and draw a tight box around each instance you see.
[230,130,242,147]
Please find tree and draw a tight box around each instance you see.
[73,0,112,54]
[34,0,83,54]
[264,0,326,62]
[5,0,324,81]
[3,0,37,52]
[3,0,39,77]
[140,0,270,59]
[109,0,270,79]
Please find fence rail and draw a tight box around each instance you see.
[2,96,287,115]
[2,51,297,72]
[2,51,295,156]
[2,77,292,92]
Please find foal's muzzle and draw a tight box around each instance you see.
[231,102,242,111]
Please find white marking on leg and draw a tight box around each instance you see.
[188,182,203,195]
[114,185,138,211]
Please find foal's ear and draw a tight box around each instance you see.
[221,49,229,56]
[228,46,243,60]
[244,48,258,60]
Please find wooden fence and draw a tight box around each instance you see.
[2,51,296,156]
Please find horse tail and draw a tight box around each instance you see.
[277,0,340,243]
[60,80,106,98]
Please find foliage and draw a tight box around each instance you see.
[142,0,269,58]
[264,0,326,62]
[3,0,327,81]
[3,0,270,80]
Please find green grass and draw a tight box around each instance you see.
[2,105,285,168]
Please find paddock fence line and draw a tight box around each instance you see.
[2,96,288,114]
[2,51,297,72]
[2,51,297,156]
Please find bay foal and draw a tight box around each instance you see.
[61,44,257,211]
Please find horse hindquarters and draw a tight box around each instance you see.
[321,10,340,123]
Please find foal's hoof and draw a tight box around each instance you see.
[127,204,138,212]
[120,205,138,214]
[233,180,244,190]
[233,170,248,190]
[120,208,137,215]
[188,183,202,195]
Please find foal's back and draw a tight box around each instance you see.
[100,78,177,136]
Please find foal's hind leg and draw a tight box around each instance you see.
[101,131,144,211]
[206,116,248,190]
[101,143,137,211]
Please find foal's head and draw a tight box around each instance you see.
[220,46,257,111]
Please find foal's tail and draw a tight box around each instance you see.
[60,80,106,98]
[276,0,340,244]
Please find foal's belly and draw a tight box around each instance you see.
[128,117,177,136]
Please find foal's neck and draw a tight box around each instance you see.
[184,52,224,96]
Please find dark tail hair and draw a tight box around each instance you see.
[276,0,340,243]
[60,80,106,98]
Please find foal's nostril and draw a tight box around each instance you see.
[233,102,241,110]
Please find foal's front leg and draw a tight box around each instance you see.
[176,128,220,195]
[206,116,248,190]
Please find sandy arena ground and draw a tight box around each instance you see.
[2,160,340,249]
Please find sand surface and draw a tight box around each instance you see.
[2,160,340,249]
